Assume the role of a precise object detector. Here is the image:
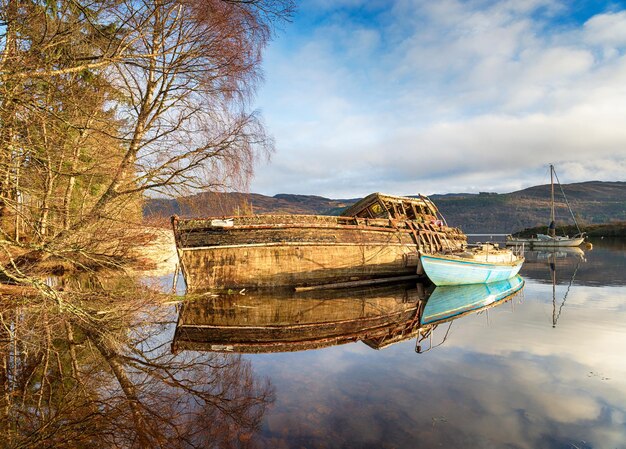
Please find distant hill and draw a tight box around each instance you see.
[432,181,626,233]
[144,181,626,234]
[144,191,357,218]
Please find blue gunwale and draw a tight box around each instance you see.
[421,254,521,268]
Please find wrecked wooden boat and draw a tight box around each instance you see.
[421,244,524,286]
[172,193,466,290]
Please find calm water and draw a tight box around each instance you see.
[2,239,625,448]
[234,239,626,449]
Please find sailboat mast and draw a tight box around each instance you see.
[549,164,556,237]
[550,254,556,328]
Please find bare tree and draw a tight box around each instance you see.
[0,0,294,281]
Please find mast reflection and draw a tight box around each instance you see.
[519,246,586,326]
[547,250,584,327]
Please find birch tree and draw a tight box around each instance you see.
[0,0,293,277]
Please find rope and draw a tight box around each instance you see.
[552,168,582,235]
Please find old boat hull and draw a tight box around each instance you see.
[173,213,466,290]
[421,252,524,286]
[179,242,417,290]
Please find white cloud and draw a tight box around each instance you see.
[584,11,626,47]
[252,0,626,197]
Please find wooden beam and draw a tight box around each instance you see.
[295,275,422,292]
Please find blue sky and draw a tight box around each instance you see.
[251,0,626,198]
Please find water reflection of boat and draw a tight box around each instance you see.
[173,276,525,354]
[524,246,585,263]
[421,276,525,324]
[172,283,431,353]
[362,276,525,351]
[521,247,586,283]
[548,251,583,327]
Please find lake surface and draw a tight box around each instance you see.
[2,239,625,448]
[235,239,626,449]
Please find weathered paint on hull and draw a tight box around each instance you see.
[421,254,524,286]
[178,242,420,291]
[421,275,525,324]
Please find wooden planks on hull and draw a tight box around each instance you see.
[179,242,419,290]
[176,218,465,249]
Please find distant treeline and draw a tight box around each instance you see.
[513,222,626,238]
[432,180,626,233]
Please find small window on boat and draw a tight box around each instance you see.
[369,202,387,218]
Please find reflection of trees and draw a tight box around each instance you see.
[0,293,274,448]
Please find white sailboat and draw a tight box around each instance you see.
[506,165,586,248]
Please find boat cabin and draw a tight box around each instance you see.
[340,192,443,223]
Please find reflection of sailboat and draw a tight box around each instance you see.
[173,276,525,354]
[525,246,585,263]
[520,246,586,284]
[507,165,585,248]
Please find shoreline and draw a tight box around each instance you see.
[512,222,626,238]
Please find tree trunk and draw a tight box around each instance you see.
[62,126,90,231]
[37,121,55,239]
[0,0,19,233]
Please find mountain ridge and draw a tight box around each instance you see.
[144,181,626,233]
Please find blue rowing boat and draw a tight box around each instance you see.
[421,245,524,286]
